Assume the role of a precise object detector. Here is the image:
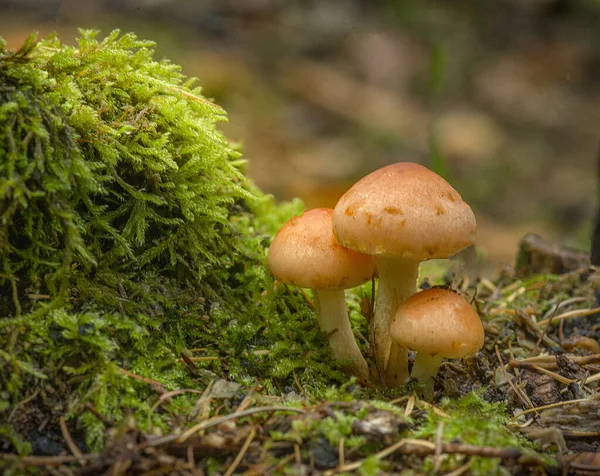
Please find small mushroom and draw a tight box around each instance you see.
[389,287,484,397]
[267,208,376,381]
[332,162,476,387]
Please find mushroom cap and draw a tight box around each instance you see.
[389,287,484,358]
[267,208,376,289]
[332,162,476,260]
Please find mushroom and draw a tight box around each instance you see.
[389,287,484,397]
[267,208,376,381]
[332,162,476,387]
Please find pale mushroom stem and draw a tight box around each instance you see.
[373,256,420,387]
[313,288,370,381]
[411,352,444,398]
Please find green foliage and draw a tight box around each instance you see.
[0,30,348,453]
[415,392,542,474]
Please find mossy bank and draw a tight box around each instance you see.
[0,30,351,452]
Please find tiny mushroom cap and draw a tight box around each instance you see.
[332,162,476,260]
[389,287,484,359]
[268,208,376,290]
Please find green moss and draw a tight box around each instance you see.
[415,392,551,474]
[0,30,348,452]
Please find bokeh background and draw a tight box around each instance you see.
[2,0,600,272]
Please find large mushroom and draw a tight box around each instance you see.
[332,162,476,387]
[267,208,376,381]
[389,287,484,397]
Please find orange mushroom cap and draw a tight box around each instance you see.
[332,162,476,260]
[267,208,376,289]
[390,287,484,358]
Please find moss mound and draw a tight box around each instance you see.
[0,30,347,453]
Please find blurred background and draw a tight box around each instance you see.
[2,0,600,272]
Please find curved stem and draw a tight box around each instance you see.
[313,288,370,381]
[411,352,444,400]
[373,257,420,387]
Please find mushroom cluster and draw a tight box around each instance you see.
[267,162,484,390]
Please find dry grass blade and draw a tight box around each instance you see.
[512,398,590,420]
[530,365,576,385]
[433,421,445,473]
[404,395,415,417]
[323,438,527,475]
[59,415,85,466]
[418,399,451,418]
[178,406,306,443]
[118,367,166,393]
[530,300,560,356]
[223,426,256,476]
[584,371,600,384]
[443,458,474,476]
[0,454,98,467]
[537,307,600,328]
[495,345,534,410]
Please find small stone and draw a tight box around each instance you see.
[210,380,242,399]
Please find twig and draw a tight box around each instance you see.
[433,421,445,473]
[294,443,302,466]
[542,297,588,320]
[178,406,306,443]
[179,355,219,363]
[8,388,40,422]
[59,415,85,465]
[150,389,205,414]
[530,365,576,385]
[84,402,114,426]
[292,370,305,395]
[510,353,600,370]
[297,287,315,311]
[223,426,257,476]
[404,395,415,417]
[530,299,560,356]
[324,438,526,475]
[187,445,197,475]
[339,437,345,467]
[118,367,166,393]
[583,371,600,384]
[563,430,600,438]
[537,307,600,328]
[495,345,534,410]
[512,398,590,420]
[0,454,97,466]
[236,385,257,413]
[570,462,600,471]
[418,399,451,418]
[443,458,474,476]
